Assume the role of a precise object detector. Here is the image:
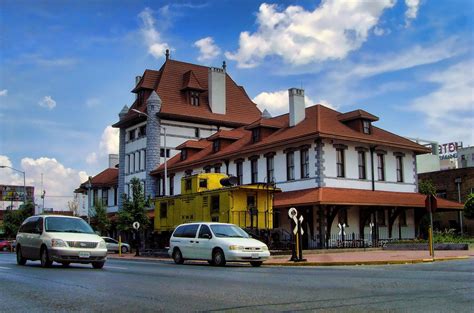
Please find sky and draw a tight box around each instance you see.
[0,0,473,210]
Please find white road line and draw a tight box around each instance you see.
[105,266,128,270]
[0,266,11,270]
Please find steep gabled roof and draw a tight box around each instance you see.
[181,70,205,91]
[175,139,209,150]
[78,168,118,190]
[151,104,431,175]
[114,59,262,128]
[338,109,379,122]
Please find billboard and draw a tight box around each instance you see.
[0,185,35,202]
[438,142,462,160]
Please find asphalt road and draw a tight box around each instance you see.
[0,253,473,312]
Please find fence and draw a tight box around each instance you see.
[305,233,410,249]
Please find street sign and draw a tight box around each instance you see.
[369,222,374,235]
[299,215,304,235]
[425,194,438,213]
[338,223,346,236]
[133,221,140,230]
[288,207,297,218]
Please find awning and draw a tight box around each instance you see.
[274,187,463,210]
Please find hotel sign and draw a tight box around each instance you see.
[438,142,462,160]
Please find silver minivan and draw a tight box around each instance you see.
[16,215,108,268]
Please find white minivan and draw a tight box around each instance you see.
[169,222,270,267]
[16,215,108,268]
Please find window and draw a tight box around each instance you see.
[102,189,108,206]
[130,153,135,173]
[363,120,370,134]
[286,151,295,181]
[199,179,208,188]
[189,91,200,106]
[204,166,211,173]
[336,148,345,178]
[214,165,221,173]
[138,125,146,137]
[212,140,220,152]
[236,161,243,185]
[181,224,199,238]
[185,179,192,191]
[211,195,220,214]
[396,155,403,182]
[93,189,98,206]
[195,127,200,138]
[377,154,385,181]
[128,129,135,141]
[198,225,212,238]
[358,151,366,179]
[273,209,280,228]
[247,195,256,212]
[266,155,274,183]
[252,128,260,143]
[160,202,167,218]
[169,175,174,196]
[437,190,447,198]
[399,210,407,226]
[300,149,309,178]
[160,148,170,158]
[125,155,129,174]
[136,152,140,172]
[181,149,187,161]
[251,159,258,183]
[114,187,118,206]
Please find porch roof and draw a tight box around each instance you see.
[274,187,463,210]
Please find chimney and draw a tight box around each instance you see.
[208,66,226,114]
[119,105,129,120]
[288,88,305,127]
[135,76,142,100]
[108,154,119,168]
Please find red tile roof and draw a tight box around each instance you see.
[114,59,262,128]
[181,70,205,91]
[274,187,463,210]
[338,109,379,122]
[78,168,118,190]
[151,104,430,175]
[244,117,285,130]
[207,129,243,141]
[175,139,209,150]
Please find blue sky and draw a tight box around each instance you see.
[0,0,473,209]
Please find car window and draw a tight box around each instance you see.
[198,225,212,238]
[104,238,114,243]
[21,217,38,234]
[210,224,249,238]
[45,217,94,234]
[173,225,198,238]
[35,217,44,233]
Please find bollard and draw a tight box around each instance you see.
[119,235,122,257]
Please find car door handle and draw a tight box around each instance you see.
[195,241,199,243]
[190,240,194,243]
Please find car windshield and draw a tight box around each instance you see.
[45,217,95,234]
[210,225,249,238]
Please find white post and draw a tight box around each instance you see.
[162,126,168,196]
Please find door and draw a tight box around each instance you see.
[179,224,199,259]
[104,237,118,252]
[30,217,44,259]
[194,225,213,260]
[19,217,37,258]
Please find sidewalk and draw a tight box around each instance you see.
[107,249,473,266]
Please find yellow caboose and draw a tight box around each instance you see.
[154,173,280,233]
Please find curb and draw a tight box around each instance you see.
[265,256,470,266]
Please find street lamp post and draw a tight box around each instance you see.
[86,176,92,224]
[0,165,26,205]
[455,177,463,235]
[131,109,168,196]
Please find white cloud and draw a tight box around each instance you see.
[139,7,171,59]
[99,126,119,155]
[0,89,7,96]
[373,27,388,36]
[85,98,100,108]
[38,96,56,110]
[225,0,395,68]
[0,155,89,211]
[408,60,474,145]
[86,152,98,165]
[252,89,334,116]
[194,37,221,62]
[405,0,420,26]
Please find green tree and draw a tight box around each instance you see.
[464,193,474,219]
[91,201,110,236]
[418,179,436,195]
[117,178,150,255]
[3,201,35,238]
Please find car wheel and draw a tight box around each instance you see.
[61,262,70,267]
[40,247,52,268]
[172,248,184,264]
[121,246,128,254]
[250,261,263,267]
[212,249,226,266]
[92,261,105,269]
[16,246,27,266]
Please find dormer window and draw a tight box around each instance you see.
[189,91,200,106]
[181,149,188,161]
[252,128,261,143]
[363,120,371,134]
[212,140,220,152]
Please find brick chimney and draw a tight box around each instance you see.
[289,88,305,127]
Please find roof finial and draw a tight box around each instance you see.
[222,60,226,71]
[165,49,170,60]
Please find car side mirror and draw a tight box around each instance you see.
[202,234,211,239]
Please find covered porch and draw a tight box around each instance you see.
[273,187,463,249]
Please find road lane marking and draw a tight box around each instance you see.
[105,266,128,270]
[0,266,11,270]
